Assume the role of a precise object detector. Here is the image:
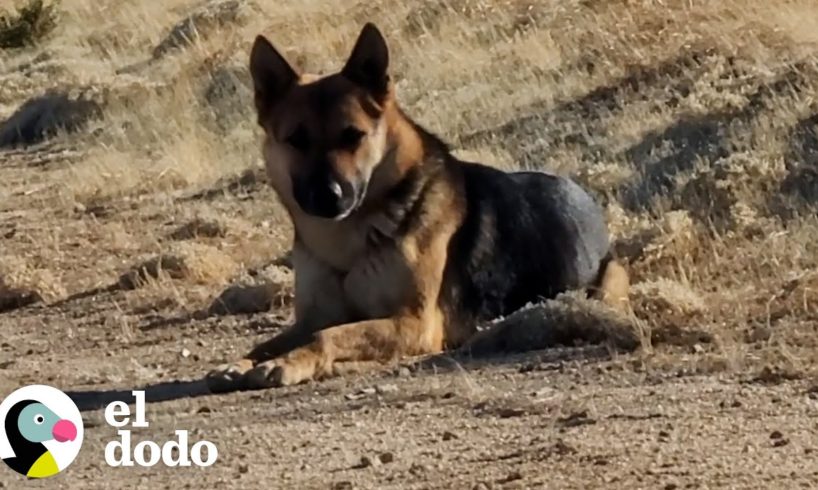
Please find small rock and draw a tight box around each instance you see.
[181,348,191,358]
[376,383,398,394]
[207,283,279,315]
[497,471,523,484]
[558,410,596,428]
[692,343,704,354]
[377,452,395,464]
[85,203,110,218]
[238,464,249,474]
[196,406,212,414]
[397,366,412,378]
[770,430,789,447]
[442,431,458,441]
[356,455,378,469]
[497,407,526,419]
[720,399,742,409]
[552,439,577,455]
[332,482,353,490]
[345,387,377,400]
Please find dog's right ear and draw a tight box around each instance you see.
[249,35,298,123]
[342,23,390,101]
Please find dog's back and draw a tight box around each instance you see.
[443,162,611,329]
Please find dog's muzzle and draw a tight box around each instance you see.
[294,173,363,220]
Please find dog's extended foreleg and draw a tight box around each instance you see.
[244,312,444,387]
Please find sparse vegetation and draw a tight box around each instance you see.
[0,0,59,49]
[2,0,818,487]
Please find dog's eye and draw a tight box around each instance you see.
[339,126,365,149]
[285,126,310,152]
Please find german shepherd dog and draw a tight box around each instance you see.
[206,23,629,392]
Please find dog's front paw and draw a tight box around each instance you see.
[245,356,318,388]
[205,358,254,393]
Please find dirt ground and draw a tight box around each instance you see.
[3,0,818,488]
[2,301,818,490]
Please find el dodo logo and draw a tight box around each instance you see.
[0,385,83,479]
[104,390,218,468]
[1,387,217,478]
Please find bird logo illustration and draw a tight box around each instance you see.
[0,385,83,479]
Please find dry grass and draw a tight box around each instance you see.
[1,0,818,378]
[0,0,59,49]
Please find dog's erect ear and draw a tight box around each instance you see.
[249,35,298,121]
[342,23,390,100]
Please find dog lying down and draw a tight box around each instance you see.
[206,23,632,392]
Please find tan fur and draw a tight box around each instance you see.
[591,259,631,311]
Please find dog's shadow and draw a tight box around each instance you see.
[67,380,212,412]
[66,296,655,412]
[65,351,602,414]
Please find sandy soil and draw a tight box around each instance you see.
[2,294,817,489]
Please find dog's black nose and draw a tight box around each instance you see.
[294,174,359,219]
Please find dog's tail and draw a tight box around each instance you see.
[587,252,630,312]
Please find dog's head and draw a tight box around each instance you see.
[249,23,394,220]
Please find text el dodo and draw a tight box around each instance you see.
[104,391,218,468]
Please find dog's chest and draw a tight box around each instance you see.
[294,218,367,271]
[293,214,414,320]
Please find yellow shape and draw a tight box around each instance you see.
[27,451,60,478]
